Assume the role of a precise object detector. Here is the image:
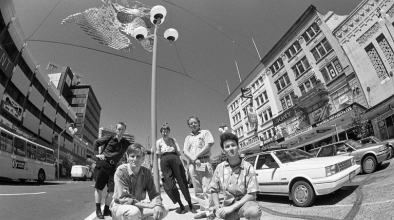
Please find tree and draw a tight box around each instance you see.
[350,108,372,139]
[61,153,74,177]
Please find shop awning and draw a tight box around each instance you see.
[277,103,366,147]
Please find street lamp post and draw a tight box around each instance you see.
[132,5,179,193]
[57,123,77,179]
[332,124,339,142]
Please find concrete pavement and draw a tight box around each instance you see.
[85,188,267,220]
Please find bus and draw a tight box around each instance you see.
[0,126,55,183]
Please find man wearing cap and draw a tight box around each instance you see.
[93,122,132,219]
[183,116,214,219]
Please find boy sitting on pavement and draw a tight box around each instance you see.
[110,143,169,220]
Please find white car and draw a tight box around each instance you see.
[244,149,361,207]
[71,165,93,181]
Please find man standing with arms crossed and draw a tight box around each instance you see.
[183,116,214,219]
[93,122,132,219]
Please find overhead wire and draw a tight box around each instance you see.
[26,0,62,40]
[23,0,235,98]
[161,0,260,61]
[26,39,227,97]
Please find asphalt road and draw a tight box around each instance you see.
[1,158,394,220]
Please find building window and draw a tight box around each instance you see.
[365,43,390,83]
[330,85,352,111]
[274,73,291,92]
[302,22,320,43]
[311,38,332,61]
[292,56,310,78]
[320,58,343,83]
[299,75,317,95]
[285,40,302,59]
[263,91,268,101]
[280,91,295,110]
[269,58,284,75]
[377,34,394,69]
[32,77,46,96]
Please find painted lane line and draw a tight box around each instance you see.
[0,192,46,196]
[84,205,104,220]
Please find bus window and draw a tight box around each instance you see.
[27,143,36,159]
[1,132,13,153]
[37,146,46,162]
[46,150,54,164]
[14,137,26,157]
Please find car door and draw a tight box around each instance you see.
[255,154,282,194]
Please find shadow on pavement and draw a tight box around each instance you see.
[256,184,359,206]
[376,161,390,172]
[256,194,291,205]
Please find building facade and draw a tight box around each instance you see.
[226,5,371,155]
[333,0,394,142]
[0,0,100,165]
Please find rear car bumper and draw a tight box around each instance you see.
[312,165,361,195]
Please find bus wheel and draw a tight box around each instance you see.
[37,170,45,184]
[20,179,26,183]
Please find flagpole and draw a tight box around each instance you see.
[235,61,242,82]
[226,80,230,95]
[252,38,262,60]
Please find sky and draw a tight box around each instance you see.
[12,0,362,158]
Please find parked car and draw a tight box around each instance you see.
[309,139,390,174]
[358,136,394,159]
[244,149,360,207]
[71,165,93,181]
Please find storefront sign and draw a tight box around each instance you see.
[247,106,258,123]
[273,108,295,126]
[241,136,260,149]
[338,95,349,104]
[2,93,23,121]
[285,125,313,140]
[0,115,13,128]
[0,44,14,78]
[12,124,35,140]
[315,104,353,127]
[12,159,26,169]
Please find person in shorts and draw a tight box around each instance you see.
[93,122,132,219]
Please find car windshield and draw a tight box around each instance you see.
[345,140,364,149]
[371,136,381,142]
[308,148,319,156]
[274,149,313,164]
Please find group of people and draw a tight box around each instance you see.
[92,116,262,220]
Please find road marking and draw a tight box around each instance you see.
[85,205,104,220]
[0,192,46,196]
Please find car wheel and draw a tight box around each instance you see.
[37,170,45,184]
[362,155,377,174]
[389,147,394,159]
[291,181,316,207]
[73,179,76,181]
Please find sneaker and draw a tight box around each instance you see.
[194,212,207,219]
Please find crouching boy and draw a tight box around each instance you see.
[111,143,168,220]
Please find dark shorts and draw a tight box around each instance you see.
[94,160,116,192]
